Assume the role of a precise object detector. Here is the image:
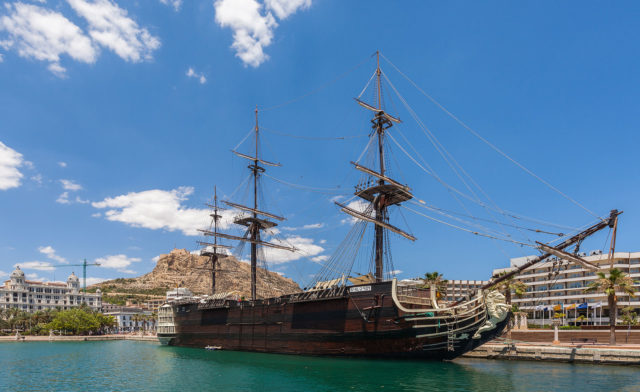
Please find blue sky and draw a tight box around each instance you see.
[1,1,639,288]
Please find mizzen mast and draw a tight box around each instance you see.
[336,51,415,283]
[199,107,295,301]
[198,186,233,295]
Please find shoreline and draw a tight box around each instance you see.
[0,334,159,342]
[463,342,640,365]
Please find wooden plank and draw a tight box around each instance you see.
[222,200,285,221]
[231,150,281,167]
[335,202,416,241]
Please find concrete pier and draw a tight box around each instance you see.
[0,335,159,342]
[463,343,640,365]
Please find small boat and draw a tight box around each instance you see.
[205,345,222,351]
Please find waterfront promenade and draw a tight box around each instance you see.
[0,334,158,342]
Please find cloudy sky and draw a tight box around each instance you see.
[1,1,639,287]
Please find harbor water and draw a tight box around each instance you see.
[0,341,638,392]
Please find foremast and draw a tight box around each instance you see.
[336,51,415,283]
[199,108,295,301]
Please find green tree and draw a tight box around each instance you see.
[585,268,636,345]
[490,271,527,305]
[422,272,448,299]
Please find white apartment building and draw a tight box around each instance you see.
[494,251,640,325]
[103,307,152,332]
[444,280,489,302]
[0,266,102,312]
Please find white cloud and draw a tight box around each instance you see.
[262,235,324,264]
[91,186,231,236]
[186,67,206,84]
[67,0,160,62]
[38,245,67,263]
[60,178,82,191]
[159,0,182,11]
[0,2,97,76]
[213,0,311,67]
[0,270,7,279]
[265,0,310,19]
[151,255,160,263]
[0,141,24,190]
[311,255,328,262]
[95,254,140,273]
[56,191,71,204]
[0,53,3,62]
[281,222,324,231]
[214,0,277,67]
[91,212,101,218]
[15,261,55,271]
[340,199,371,225]
[85,276,107,285]
[25,272,50,282]
[31,173,43,184]
[58,161,67,167]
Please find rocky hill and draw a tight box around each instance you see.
[92,248,301,297]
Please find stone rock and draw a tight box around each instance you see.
[92,248,301,297]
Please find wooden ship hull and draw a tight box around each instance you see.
[166,280,510,360]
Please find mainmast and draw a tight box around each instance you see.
[373,51,387,283]
[199,107,296,301]
[336,51,415,283]
[250,106,260,301]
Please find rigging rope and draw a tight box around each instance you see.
[259,55,373,112]
[260,126,368,141]
[409,201,565,237]
[263,172,345,194]
[380,53,603,221]
[402,205,536,248]
[382,70,532,244]
[233,128,255,151]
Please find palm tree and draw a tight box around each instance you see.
[490,271,527,306]
[422,272,448,300]
[584,268,636,345]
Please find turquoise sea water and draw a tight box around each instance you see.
[0,341,638,392]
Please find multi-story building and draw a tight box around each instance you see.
[494,251,640,325]
[0,266,102,312]
[103,306,153,332]
[399,278,489,303]
[444,280,488,302]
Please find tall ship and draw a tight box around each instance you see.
[160,53,619,360]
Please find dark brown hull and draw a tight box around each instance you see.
[168,281,508,360]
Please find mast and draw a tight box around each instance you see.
[337,51,414,284]
[374,51,386,283]
[251,106,259,301]
[211,187,219,294]
[200,107,296,301]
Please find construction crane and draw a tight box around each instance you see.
[54,259,101,295]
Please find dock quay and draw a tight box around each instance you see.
[0,335,159,342]
[463,329,640,365]
[463,343,640,365]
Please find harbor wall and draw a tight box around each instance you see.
[509,329,640,344]
[464,343,640,365]
[0,335,158,342]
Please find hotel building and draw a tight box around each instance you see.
[0,266,102,312]
[494,251,640,325]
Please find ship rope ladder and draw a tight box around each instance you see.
[447,313,459,352]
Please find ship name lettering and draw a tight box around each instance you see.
[349,286,372,293]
